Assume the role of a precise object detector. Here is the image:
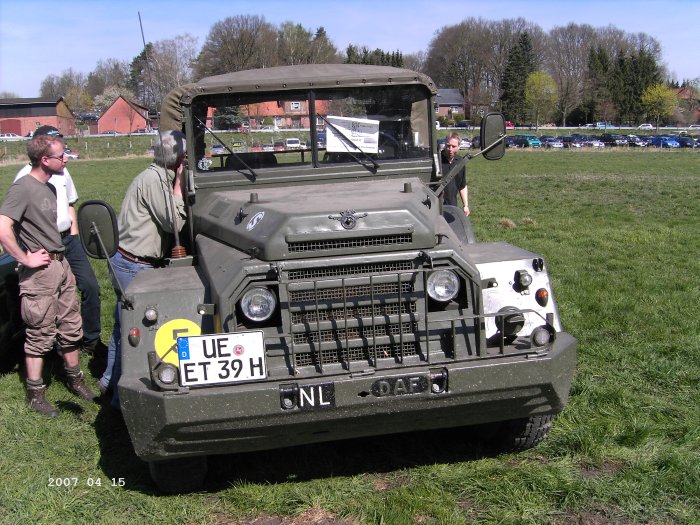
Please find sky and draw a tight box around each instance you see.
[1,0,698,98]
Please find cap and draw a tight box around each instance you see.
[33,125,62,137]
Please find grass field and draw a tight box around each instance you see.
[1,150,699,524]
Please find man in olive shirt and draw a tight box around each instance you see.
[101,130,187,410]
[0,134,97,416]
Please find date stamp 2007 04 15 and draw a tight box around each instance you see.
[47,477,125,488]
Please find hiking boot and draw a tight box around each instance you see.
[65,369,98,402]
[26,384,59,417]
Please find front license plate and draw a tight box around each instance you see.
[177,331,266,387]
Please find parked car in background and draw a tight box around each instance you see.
[540,136,564,149]
[505,121,514,129]
[273,141,285,151]
[0,133,22,141]
[559,136,584,148]
[210,144,226,155]
[649,135,680,148]
[670,135,696,148]
[459,137,471,149]
[454,120,470,129]
[63,148,80,159]
[513,134,541,148]
[100,130,120,135]
[600,133,628,147]
[580,135,605,148]
[625,135,648,147]
[284,137,302,149]
[687,124,700,130]
[504,136,519,148]
[637,124,653,130]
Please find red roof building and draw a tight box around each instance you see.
[98,96,151,134]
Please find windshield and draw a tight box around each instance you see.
[190,85,432,175]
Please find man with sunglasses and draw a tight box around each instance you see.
[15,126,104,357]
[440,132,470,216]
[0,134,97,416]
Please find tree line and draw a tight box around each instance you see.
[12,14,698,127]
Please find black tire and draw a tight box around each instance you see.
[148,456,208,493]
[443,205,476,244]
[493,415,554,452]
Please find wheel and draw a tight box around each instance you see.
[490,415,555,452]
[442,205,476,244]
[148,456,208,493]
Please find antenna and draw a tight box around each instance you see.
[138,11,186,259]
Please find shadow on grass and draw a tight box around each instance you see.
[202,426,492,492]
[92,411,495,495]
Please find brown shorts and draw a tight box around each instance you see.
[19,258,83,356]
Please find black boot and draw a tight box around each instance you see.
[65,367,98,402]
[26,381,59,417]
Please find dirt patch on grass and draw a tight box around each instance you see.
[201,509,358,525]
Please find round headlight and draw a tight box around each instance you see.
[240,287,277,322]
[427,270,460,302]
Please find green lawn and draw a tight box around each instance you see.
[1,150,699,524]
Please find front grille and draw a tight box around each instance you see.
[288,282,413,303]
[288,234,412,253]
[293,322,418,345]
[294,342,419,367]
[291,301,416,324]
[287,261,413,281]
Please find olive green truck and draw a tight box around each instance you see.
[80,64,576,492]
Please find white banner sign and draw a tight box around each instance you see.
[326,116,379,154]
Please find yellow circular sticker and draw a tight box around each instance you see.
[154,319,201,366]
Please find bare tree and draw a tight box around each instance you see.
[545,23,597,125]
[151,34,198,96]
[86,58,130,97]
[277,22,313,65]
[39,68,86,98]
[403,51,426,73]
[194,15,278,79]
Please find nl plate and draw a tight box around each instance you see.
[177,331,266,387]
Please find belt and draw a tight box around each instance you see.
[118,247,161,266]
[48,252,65,261]
[60,229,71,239]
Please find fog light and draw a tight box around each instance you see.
[427,270,460,302]
[531,325,554,347]
[157,365,178,384]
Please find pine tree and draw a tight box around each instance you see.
[500,32,536,124]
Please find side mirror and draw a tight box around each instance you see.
[480,113,506,160]
[77,200,118,259]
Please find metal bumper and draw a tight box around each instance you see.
[120,333,576,461]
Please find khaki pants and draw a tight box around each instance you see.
[19,258,83,356]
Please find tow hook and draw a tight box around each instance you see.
[429,368,448,393]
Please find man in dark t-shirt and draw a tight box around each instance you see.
[0,134,97,417]
[440,133,470,216]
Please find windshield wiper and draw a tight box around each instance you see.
[318,115,379,174]
[194,116,257,180]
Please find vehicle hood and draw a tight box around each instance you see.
[193,177,440,260]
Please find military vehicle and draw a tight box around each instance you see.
[79,64,576,492]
